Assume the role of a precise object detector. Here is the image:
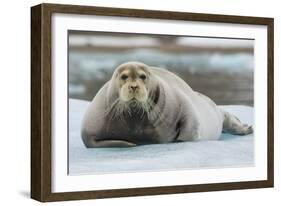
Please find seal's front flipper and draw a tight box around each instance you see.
[95,140,137,148]
[83,136,137,148]
[176,118,202,141]
[222,111,253,135]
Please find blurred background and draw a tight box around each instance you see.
[68,31,254,106]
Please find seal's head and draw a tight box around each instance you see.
[114,62,151,103]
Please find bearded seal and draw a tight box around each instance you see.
[81,61,253,148]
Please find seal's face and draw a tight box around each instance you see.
[115,62,150,103]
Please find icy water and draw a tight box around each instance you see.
[68,50,253,106]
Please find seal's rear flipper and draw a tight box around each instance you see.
[222,111,253,135]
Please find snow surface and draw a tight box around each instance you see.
[69,99,254,175]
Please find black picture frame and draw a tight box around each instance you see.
[31,3,274,202]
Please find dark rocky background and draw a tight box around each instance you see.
[68,32,254,106]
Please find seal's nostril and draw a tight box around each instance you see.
[130,85,138,91]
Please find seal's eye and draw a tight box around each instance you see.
[139,74,146,80]
[121,74,128,80]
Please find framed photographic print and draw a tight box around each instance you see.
[31,3,274,202]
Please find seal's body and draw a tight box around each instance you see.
[81,62,253,147]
